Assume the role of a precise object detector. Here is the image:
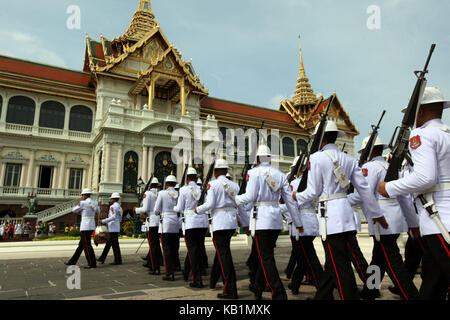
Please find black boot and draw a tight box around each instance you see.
[163,274,175,281]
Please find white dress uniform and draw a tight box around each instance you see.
[99,201,123,264]
[175,182,208,230]
[154,188,179,234]
[348,156,419,235]
[385,118,450,299]
[290,177,319,237]
[136,188,159,227]
[72,197,100,231]
[102,202,123,233]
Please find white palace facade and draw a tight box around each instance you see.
[0,0,359,231]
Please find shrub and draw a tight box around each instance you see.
[68,229,81,237]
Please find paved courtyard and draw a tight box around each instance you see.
[0,234,420,300]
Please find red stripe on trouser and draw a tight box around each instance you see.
[160,234,168,275]
[184,236,194,282]
[379,241,408,300]
[346,242,366,282]
[417,238,425,252]
[298,239,319,288]
[83,232,93,266]
[437,235,450,258]
[147,231,155,269]
[112,234,119,261]
[326,239,344,300]
[254,236,274,300]
[213,237,228,293]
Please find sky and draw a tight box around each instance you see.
[0,0,449,149]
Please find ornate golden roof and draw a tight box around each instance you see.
[115,0,157,43]
[292,36,316,106]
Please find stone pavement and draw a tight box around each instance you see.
[0,233,421,300]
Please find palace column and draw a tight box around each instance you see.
[104,143,111,182]
[147,80,154,110]
[26,150,36,187]
[116,144,123,183]
[58,153,67,189]
[0,162,6,186]
[92,152,100,191]
[142,146,148,182]
[147,147,154,179]
[82,167,88,189]
[181,82,186,116]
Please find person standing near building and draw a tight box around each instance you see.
[235,145,303,300]
[23,222,32,239]
[379,86,450,300]
[195,159,248,300]
[293,121,388,300]
[154,175,179,281]
[175,168,208,288]
[98,193,123,265]
[65,188,99,269]
[135,177,162,274]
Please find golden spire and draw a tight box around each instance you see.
[119,0,157,42]
[292,35,316,107]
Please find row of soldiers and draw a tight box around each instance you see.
[64,86,449,300]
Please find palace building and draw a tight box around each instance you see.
[0,0,358,231]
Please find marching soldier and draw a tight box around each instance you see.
[235,145,304,300]
[379,86,450,300]
[98,193,123,265]
[174,168,208,288]
[195,159,248,300]
[349,136,420,300]
[293,121,388,300]
[154,174,179,281]
[65,188,100,269]
[135,177,163,274]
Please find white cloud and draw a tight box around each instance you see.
[268,94,285,108]
[0,30,66,67]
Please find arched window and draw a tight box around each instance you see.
[69,105,93,133]
[297,139,308,155]
[39,101,65,129]
[6,96,35,125]
[282,137,295,157]
[267,134,280,155]
[154,151,177,186]
[123,151,139,193]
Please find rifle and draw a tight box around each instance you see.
[138,173,153,205]
[385,44,435,182]
[341,143,346,153]
[198,147,220,205]
[179,162,189,188]
[359,110,386,167]
[239,121,265,195]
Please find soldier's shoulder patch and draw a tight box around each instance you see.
[307,160,311,171]
[290,185,293,191]
[410,135,421,150]
[246,174,249,182]
[143,194,146,199]
[206,184,211,191]
[362,168,368,177]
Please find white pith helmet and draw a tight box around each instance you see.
[256,144,271,157]
[81,188,92,195]
[110,192,121,199]
[165,175,177,184]
[215,159,230,169]
[402,86,450,112]
[187,167,198,176]
[358,136,389,154]
[313,120,345,137]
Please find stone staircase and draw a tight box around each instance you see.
[36,199,80,222]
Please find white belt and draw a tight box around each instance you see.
[184,210,195,214]
[425,182,450,194]
[162,212,177,216]
[212,207,235,214]
[83,216,95,220]
[378,198,398,204]
[299,209,314,214]
[319,193,347,202]
[148,211,156,216]
[255,201,278,207]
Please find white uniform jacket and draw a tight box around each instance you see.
[386,119,450,236]
[235,163,302,231]
[291,177,319,237]
[135,189,159,227]
[174,182,208,230]
[154,188,179,234]
[102,202,123,233]
[297,144,382,236]
[72,197,100,231]
[196,175,249,232]
[348,156,419,236]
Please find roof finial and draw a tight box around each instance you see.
[138,0,153,12]
[299,34,306,78]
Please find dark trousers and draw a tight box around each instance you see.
[99,232,122,263]
[314,232,359,300]
[146,227,163,270]
[285,237,297,278]
[68,231,96,267]
[183,228,207,284]
[175,230,182,269]
[161,233,180,275]
[200,230,208,269]
[291,236,323,291]
[247,238,260,286]
[362,234,419,300]
[254,230,287,300]
[346,231,369,284]
[404,235,424,279]
[419,234,450,300]
[211,229,237,296]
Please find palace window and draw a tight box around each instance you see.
[123,151,139,193]
[282,137,295,157]
[69,169,83,190]
[38,166,54,189]
[6,96,35,126]
[297,139,308,155]
[4,164,22,187]
[39,101,65,129]
[69,105,93,133]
